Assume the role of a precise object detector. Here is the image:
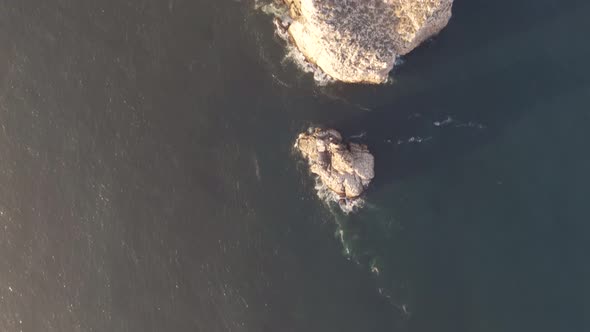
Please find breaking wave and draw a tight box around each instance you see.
[257,0,334,85]
[313,178,365,214]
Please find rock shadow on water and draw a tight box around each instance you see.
[278,0,586,326]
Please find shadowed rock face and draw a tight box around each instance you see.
[281,0,453,83]
[295,128,374,212]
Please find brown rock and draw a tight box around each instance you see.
[295,128,375,210]
[280,0,454,83]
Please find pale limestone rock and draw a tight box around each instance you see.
[280,0,453,83]
[349,143,375,183]
[331,147,355,174]
[295,128,375,212]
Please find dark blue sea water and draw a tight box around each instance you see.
[0,0,589,331]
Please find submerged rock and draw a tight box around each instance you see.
[295,128,374,212]
[277,0,453,83]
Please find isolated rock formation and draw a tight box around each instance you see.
[295,128,374,212]
[279,0,453,83]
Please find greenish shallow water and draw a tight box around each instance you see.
[0,0,588,331]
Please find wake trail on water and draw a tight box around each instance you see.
[253,1,488,318]
[291,115,488,317]
[327,204,413,318]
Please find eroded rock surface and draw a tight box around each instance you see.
[279,0,453,83]
[295,128,374,212]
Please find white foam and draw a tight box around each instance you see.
[396,136,432,145]
[349,131,367,139]
[258,1,335,86]
[283,44,334,86]
[433,116,454,127]
[313,178,364,214]
[434,116,486,129]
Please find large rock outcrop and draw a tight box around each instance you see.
[295,128,374,212]
[279,0,453,83]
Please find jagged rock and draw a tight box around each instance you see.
[295,128,375,211]
[279,0,454,83]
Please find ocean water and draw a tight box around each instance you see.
[0,0,589,331]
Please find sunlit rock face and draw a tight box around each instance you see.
[295,128,374,212]
[281,0,453,83]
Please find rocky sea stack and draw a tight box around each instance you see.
[295,128,375,212]
[277,0,454,83]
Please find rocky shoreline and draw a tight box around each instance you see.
[295,128,374,212]
[272,0,454,83]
